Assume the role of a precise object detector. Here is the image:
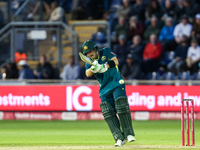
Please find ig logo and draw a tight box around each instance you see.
[66,86,93,111]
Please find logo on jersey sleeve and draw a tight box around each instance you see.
[101,56,106,61]
[111,52,115,55]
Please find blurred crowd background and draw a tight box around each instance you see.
[1,0,200,81]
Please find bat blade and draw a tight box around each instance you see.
[79,52,93,65]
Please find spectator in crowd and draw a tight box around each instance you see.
[164,14,193,52]
[121,53,143,79]
[42,0,56,12]
[142,34,162,74]
[102,0,121,20]
[4,62,19,79]
[167,35,190,74]
[144,16,161,41]
[103,0,122,32]
[91,32,106,45]
[107,0,121,12]
[174,0,185,24]
[18,60,34,80]
[191,14,200,44]
[159,17,175,44]
[116,0,131,19]
[158,0,177,7]
[14,0,52,21]
[114,16,128,41]
[127,16,145,41]
[40,0,56,20]
[26,1,42,21]
[129,35,144,62]
[60,55,80,80]
[33,55,54,79]
[48,1,64,22]
[48,1,65,41]
[161,0,175,19]
[183,0,200,24]
[174,14,193,45]
[129,0,146,22]
[113,34,129,70]
[145,0,163,22]
[186,38,200,74]
[91,27,107,44]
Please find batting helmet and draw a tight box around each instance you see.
[82,40,98,55]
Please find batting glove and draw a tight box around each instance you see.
[98,63,108,73]
[90,60,101,73]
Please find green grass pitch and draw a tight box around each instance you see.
[0,120,199,150]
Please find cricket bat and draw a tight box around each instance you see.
[79,52,94,66]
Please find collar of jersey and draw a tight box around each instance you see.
[93,54,100,61]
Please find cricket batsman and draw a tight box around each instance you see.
[81,40,135,147]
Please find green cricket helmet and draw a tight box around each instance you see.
[82,40,98,55]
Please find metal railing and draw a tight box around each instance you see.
[13,0,31,18]
[0,79,200,86]
[0,21,78,68]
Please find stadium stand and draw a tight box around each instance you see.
[0,0,200,80]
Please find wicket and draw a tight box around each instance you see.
[181,99,195,146]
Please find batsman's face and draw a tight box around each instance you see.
[86,50,97,60]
